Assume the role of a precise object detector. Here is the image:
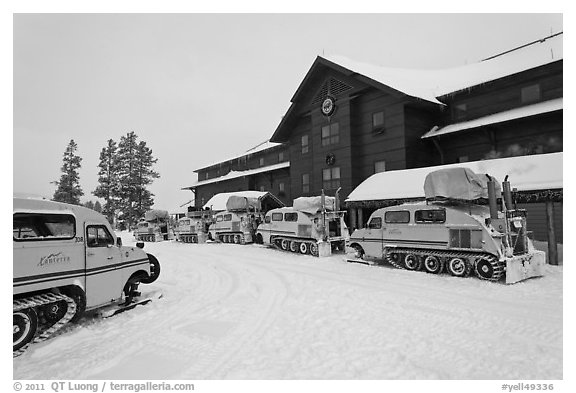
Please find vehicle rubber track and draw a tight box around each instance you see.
[383,247,505,281]
[271,236,319,257]
[180,234,198,243]
[13,293,77,357]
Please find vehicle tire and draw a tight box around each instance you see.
[43,300,68,324]
[13,308,38,351]
[255,234,263,244]
[351,244,364,259]
[423,255,444,274]
[309,242,319,257]
[299,242,308,254]
[447,257,471,277]
[234,235,241,244]
[404,254,422,271]
[281,239,290,251]
[475,257,503,281]
[289,241,298,253]
[140,253,161,284]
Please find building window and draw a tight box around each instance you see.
[259,185,266,192]
[301,135,309,154]
[259,157,265,167]
[521,84,541,104]
[374,160,386,173]
[321,122,339,146]
[458,155,469,163]
[322,167,340,190]
[302,173,310,193]
[373,111,384,127]
[279,151,284,162]
[453,104,467,121]
[279,182,285,192]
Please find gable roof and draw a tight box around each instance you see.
[271,32,562,142]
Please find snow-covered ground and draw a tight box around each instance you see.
[13,232,563,380]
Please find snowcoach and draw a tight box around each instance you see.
[134,209,171,242]
[347,168,545,284]
[208,196,264,244]
[176,207,214,243]
[256,192,349,257]
[13,197,161,355]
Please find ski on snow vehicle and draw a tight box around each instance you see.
[256,192,349,257]
[208,196,263,244]
[175,207,214,243]
[13,197,161,356]
[347,168,545,284]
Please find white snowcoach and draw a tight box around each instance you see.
[13,197,161,355]
[347,168,545,284]
[208,196,264,244]
[176,207,214,243]
[256,193,349,257]
[134,209,171,242]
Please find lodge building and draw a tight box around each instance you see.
[184,33,563,256]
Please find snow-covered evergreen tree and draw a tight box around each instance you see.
[52,139,84,204]
[116,132,160,228]
[93,139,120,223]
[93,200,102,213]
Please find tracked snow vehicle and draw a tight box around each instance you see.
[256,193,349,257]
[208,196,263,244]
[347,168,545,284]
[13,197,161,356]
[176,207,214,243]
[134,209,171,242]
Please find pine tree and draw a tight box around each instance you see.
[52,139,84,204]
[93,139,120,223]
[94,201,102,213]
[84,200,95,210]
[116,132,160,228]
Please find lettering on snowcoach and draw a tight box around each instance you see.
[38,252,71,268]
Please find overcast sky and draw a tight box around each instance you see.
[13,13,563,212]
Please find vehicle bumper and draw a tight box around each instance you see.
[505,250,546,284]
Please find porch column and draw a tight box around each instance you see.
[350,207,357,231]
[545,200,558,265]
[357,208,364,229]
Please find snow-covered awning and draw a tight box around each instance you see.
[346,152,563,203]
[203,191,284,211]
[184,161,290,189]
[422,98,563,139]
[194,140,284,172]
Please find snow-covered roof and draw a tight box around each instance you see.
[422,98,563,139]
[185,161,290,189]
[202,191,272,211]
[346,152,563,203]
[194,140,283,172]
[323,33,562,105]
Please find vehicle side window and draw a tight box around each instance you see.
[13,213,76,241]
[272,213,283,221]
[284,213,298,222]
[86,225,114,247]
[265,215,271,224]
[415,209,446,223]
[216,215,223,222]
[384,211,410,224]
[368,217,382,229]
[224,214,232,221]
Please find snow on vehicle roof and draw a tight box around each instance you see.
[422,98,563,139]
[346,152,562,203]
[203,191,272,211]
[185,161,290,189]
[323,33,562,105]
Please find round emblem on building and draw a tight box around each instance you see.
[325,153,336,166]
[321,96,336,116]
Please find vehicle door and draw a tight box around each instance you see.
[362,215,384,258]
[84,223,122,309]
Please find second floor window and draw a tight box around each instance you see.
[278,151,284,162]
[301,135,309,154]
[321,122,339,146]
[259,157,265,167]
[453,103,467,121]
[374,160,386,174]
[322,167,340,190]
[302,173,310,193]
[521,84,541,104]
